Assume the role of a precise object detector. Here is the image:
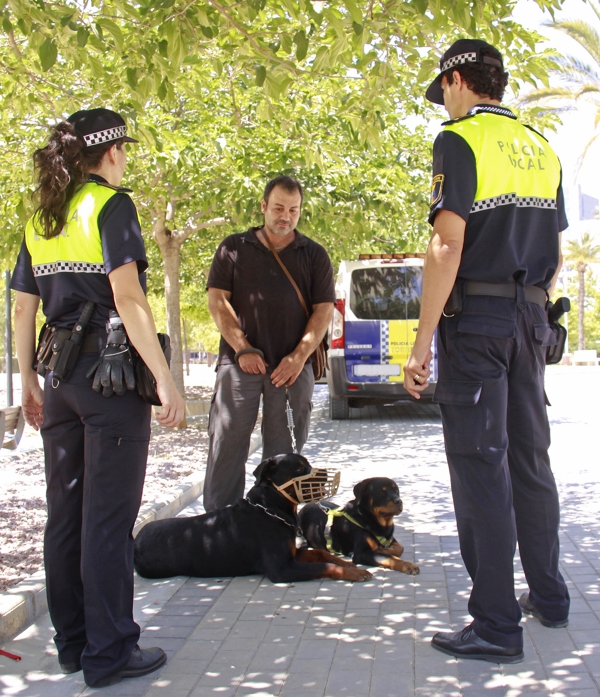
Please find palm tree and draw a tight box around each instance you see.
[519,4,600,166]
[565,232,600,350]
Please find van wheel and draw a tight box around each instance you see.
[330,396,349,420]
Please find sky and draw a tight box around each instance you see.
[512,0,600,241]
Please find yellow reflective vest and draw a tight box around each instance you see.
[25,181,119,276]
[443,109,562,209]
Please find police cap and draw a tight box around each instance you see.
[425,39,504,105]
[67,108,139,148]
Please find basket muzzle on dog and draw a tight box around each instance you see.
[275,468,341,504]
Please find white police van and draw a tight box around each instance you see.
[327,253,438,419]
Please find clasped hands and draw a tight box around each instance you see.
[237,349,305,387]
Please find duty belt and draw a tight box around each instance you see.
[49,329,100,353]
[464,281,547,308]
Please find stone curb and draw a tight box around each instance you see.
[0,426,263,646]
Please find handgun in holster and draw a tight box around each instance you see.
[47,301,96,382]
[546,297,570,365]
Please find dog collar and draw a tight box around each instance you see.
[326,508,393,549]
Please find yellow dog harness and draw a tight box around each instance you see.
[325,508,393,554]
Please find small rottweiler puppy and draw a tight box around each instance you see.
[299,477,420,575]
[134,454,372,584]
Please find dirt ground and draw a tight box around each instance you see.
[0,385,214,593]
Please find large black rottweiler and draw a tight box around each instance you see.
[134,454,372,583]
[299,477,420,575]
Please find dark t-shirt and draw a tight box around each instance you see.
[429,109,568,289]
[11,175,147,330]
[207,227,335,367]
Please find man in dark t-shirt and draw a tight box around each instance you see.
[204,176,335,511]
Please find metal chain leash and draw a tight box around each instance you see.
[285,387,297,454]
[245,499,302,536]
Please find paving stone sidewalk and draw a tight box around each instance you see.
[1,368,599,697]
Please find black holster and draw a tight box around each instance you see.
[34,324,55,375]
[35,302,96,381]
[443,282,463,317]
[546,297,570,365]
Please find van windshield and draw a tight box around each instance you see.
[350,267,422,320]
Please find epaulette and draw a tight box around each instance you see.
[523,123,549,143]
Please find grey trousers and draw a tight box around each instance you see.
[203,363,314,511]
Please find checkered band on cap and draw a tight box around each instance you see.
[83,125,127,147]
[441,51,478,72]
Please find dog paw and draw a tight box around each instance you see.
[344,567,373,582]
[402,562,420,575]
[336,558,356,568]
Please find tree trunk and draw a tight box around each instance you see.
[183,316,189,377]
[578,265,585,351]
[154,221,187,428]
[163,242,185,395]
[151,208,227,429]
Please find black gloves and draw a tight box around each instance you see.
[86,312,136,397]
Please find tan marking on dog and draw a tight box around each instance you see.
[377,556,420,575]
[372,506,398,527]
[296,548,355,568]
[365,536,380,551]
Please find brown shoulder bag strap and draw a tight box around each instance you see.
[261,229,310,318]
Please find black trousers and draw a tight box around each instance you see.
[41,352,151,686]
[434,294,569,648]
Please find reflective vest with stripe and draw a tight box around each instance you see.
[443,112,562,213]
[25,182,118,276]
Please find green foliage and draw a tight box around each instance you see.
[564,232,600,351]
[566,268,600,353]
[518,2,600,156]
[147,285,221,354]
[0,0,565,353]
[565,231,600,268]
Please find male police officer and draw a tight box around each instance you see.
[404,39,570,663]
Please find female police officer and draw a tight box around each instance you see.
[11,108,185,688]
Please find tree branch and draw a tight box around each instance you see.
[179,214,228,243]
[206,0,298,75]
[7,30,23,60]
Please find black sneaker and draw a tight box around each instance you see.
[432,624,524,664]
[519,592,569,628]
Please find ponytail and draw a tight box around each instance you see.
[32,121,122,239]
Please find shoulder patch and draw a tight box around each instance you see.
[430,174,444,207]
